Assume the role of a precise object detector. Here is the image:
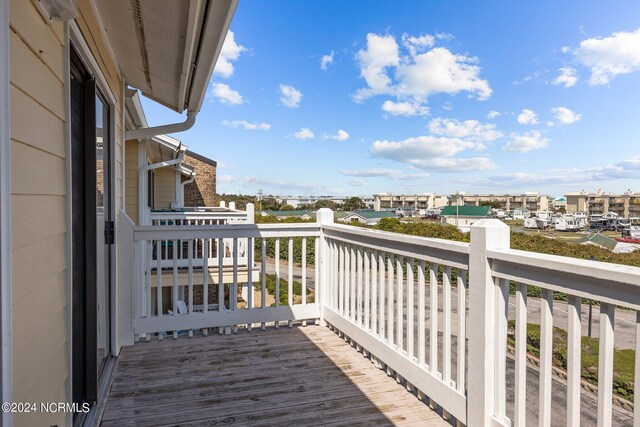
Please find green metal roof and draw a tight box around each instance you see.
[440,205,491,217]
[577,234,618,251]
[348,210,397,219]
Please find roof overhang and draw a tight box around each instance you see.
[146,134,185,164]
[95,0,238,114]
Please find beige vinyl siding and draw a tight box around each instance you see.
[9,0,125,425]
[9,0,68,425]
[125,140,139,223]
[154,167,177,210]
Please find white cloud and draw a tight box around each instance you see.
[370,135,495,172]
[574,28,640,85]
[427,117,502,142]
[401,33,435,57]
[551,107,582,125]
[324,129,349,141]
[381,100,429,116]
[320,51,334,70]
[503,130,549,153]
[487,110,500,119]
[221,120,271,130]
[340,169,429,180]
[552,67,578,88]
[219,174,235,182]
[279,84,303,108]
[347,179,368,187]
[214,31,246,78]
[561,46,571,54]
[293,128,314,140]
[210,83,244,105]
[517,109,539,125]
[354,33,492,105]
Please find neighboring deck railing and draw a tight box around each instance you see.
[118,204,640,427]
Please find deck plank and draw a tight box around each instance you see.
[101,326,449,426]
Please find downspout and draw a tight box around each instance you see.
[138,145,185,225]
[179,173,196,208]
[125,111,196,141]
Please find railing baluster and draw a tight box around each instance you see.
[429,262,438,375]
[217,238,223,316]
[364,248,370,331]
[567,295,581,427]
[261,239,266,330]
[457,270,466,393]
[371,249,377,335]
[288,238,293,328]
[339,243,345,315]
[188,240,194,314]
[396,256,403,350]
[275,238,280,329]
[247,237,253,331]
[379,251,385,339]
[172,240,178,332]
[387,254,394,345]
[157,239,163,325]
[443,266,452,385]
[514,282,527,426]
[344,244,350,318]
[407,258,414,360]
[314,237,319,311]
[350,245,356,321]
[333,241,339,310]
[357,247,363,325]
[494,277,508,422]
[302,237,307,306]
[634,311,640,427]
[597,303,615,427]
[146,241,152,319]
[539,288,553,427]
[418,260,426,367]
[202,237,209,336]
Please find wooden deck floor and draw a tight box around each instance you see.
[101,326,449,426]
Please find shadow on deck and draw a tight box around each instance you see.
[100,326,449,426]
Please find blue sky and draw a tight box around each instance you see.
[141,1,640,198]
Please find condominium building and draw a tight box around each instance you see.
[373,193,449,211]
[450,192,550,211]
[565,189,640,218]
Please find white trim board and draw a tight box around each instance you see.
[0,0,13,423]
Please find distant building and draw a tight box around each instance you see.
[340,210,398,225]
[565,189,640,218]
[450,192,549,212]
[278,195,374,209]
[373,193,449,211]
[439,205,491,230]
[551,197,566,211]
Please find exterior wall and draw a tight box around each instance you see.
[9,1,124,425]
[9,2,69,425]
[183,152,216,207]
[373,194,443,210]
[125,140,138,222]
[153,167,177,210]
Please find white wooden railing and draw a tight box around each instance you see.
[118,205,640,427]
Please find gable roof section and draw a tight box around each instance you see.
[440,206,491,217]
[347,210,397,219]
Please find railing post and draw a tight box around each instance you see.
[242,204,255,304]
[316,208,334,325]
[467,219,510,427]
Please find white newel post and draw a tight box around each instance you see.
[316,209,334,325]
[467,219,510,427]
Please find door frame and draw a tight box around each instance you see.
[67,20,118,407]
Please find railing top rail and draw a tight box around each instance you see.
[322,223,470,269]
[149,211,248,219]
[133,222,321,241]
[489,247,640,309]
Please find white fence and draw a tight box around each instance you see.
[119,205,640,427]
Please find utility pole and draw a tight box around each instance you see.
[257,189,263,213]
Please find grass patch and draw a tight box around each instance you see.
[507,320,635,402]
[254,274,314,307]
